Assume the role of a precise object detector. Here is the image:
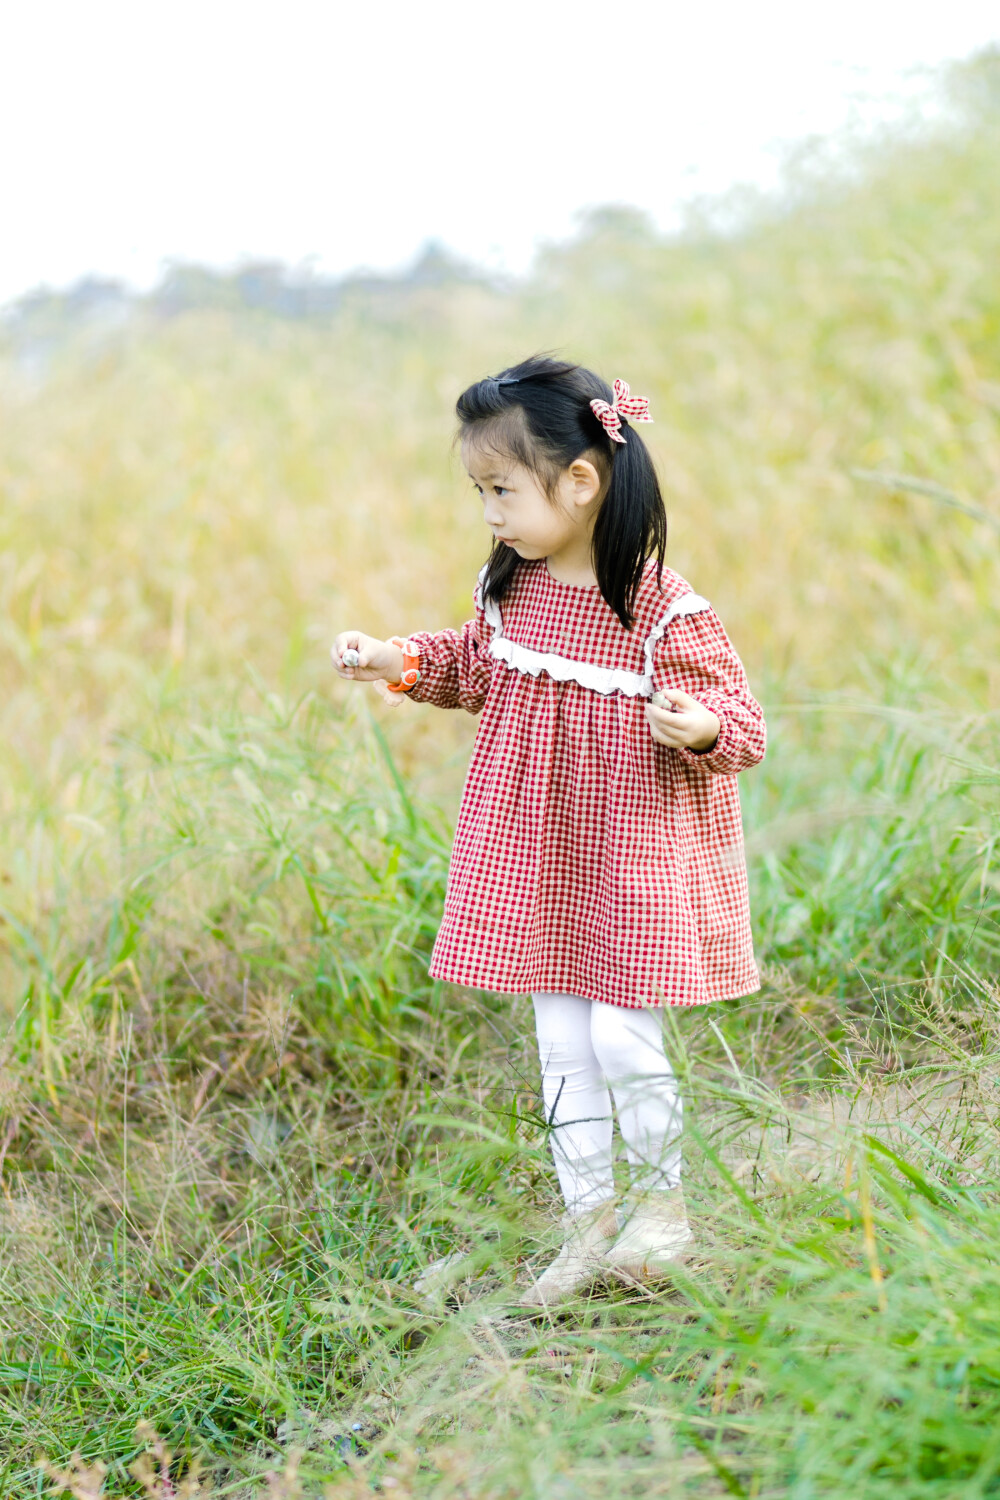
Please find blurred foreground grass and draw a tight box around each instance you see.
[1,52,1000,1500]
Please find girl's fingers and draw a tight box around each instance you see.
[646,702,698,747]
[646,716,687,740]
[646,703,693,726]
[332,632,364,675]
[648,723,692,742]
[646,696,720,751]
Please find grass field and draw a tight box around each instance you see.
[1,51,1000,1499]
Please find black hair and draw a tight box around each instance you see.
[456,355,666,631]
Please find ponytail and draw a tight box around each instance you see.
[591,420,665,631]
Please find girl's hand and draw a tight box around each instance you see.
[331,631,405,684]
[646,689,720,752]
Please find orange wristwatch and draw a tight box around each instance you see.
[385,636,421,693]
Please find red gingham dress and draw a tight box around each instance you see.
[403,556,766,1009]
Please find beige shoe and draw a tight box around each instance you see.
[516,1200,619,1310]
[605,1187,693,1282]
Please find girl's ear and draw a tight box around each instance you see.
[561,458,603,509]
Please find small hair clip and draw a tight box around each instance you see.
[589,379,653,445]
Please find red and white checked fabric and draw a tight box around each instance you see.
[402,558,767,1009]
[589,378,653,445]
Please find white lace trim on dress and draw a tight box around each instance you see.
[474,565,710,698]
[490,637,654,697]
[641,593,712,681]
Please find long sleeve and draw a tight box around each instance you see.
[402,580,495,715]
[652,605,766,775]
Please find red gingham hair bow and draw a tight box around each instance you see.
[589,378,653,445]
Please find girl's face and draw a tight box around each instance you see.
[464,444,604,563]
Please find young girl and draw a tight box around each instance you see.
[332,356,766,1308]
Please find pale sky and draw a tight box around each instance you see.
[2,1,998,304]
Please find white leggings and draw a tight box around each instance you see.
[532,991,682,1213]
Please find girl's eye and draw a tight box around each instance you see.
[493,486,508,497]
